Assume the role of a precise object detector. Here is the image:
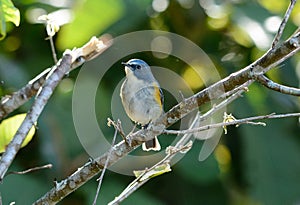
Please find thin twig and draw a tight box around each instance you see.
[108,141,193,205]
[198,80,251,125]
[49,36,58,64]
[272,0,297,49]
[255,74,300,96]
[164,112,300,135]
[178,90,185,101]
[93,126,118,205]
[173,112,201,148]
[6,164,52,176]
[220,80,251,99]
[107,118,126,140]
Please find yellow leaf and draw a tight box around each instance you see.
[0,0,20,40]
[0,114,36,153]
[133,163,172,181]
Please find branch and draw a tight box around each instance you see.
[109,91,300,205]
[108,141,193,205]
[109,111,300,205]
[49,36,58,64]
[107,118,126,140]
[0,36,111,181]
[255,74,300,96]
[33,28,300,204]
[109,87,279,204]
[197,80,251,125]
[271,0,297,48]
[0,55,72,181]
[164,112,300,135]
[92,122,118,205]
[129,30,300,144]
[108,84,255,204]
[109,82,252,204]
[0,67,51,120]
[108,113,203,205]
[6,164,52,176]
[33,140,136,205]
[0,36,111,120]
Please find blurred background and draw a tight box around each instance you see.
[1,0,300,204]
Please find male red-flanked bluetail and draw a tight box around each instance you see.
[120,59,164,151]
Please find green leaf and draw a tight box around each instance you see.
[0,0,20,40]
[0,114,36,153]
[57,0,124,49]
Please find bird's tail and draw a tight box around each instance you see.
[142,136,161,151]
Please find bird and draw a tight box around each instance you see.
[120,59,163,151]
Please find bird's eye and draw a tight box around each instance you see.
[136,65,141,69]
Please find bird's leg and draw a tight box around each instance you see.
[142,120,152,130]
[141,121,161,151]
[129,124,137,135]
[123,124,137,147]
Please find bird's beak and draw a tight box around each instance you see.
[122,62,132,74]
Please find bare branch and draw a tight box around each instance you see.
[255,74,300,96]
[164,112,300,135]
[49,36,58,64]
[107,118,126,140]
[0,55,73,181]
[39,87,246,205]
[108,141,193,205]
[0,67,51,120]
[0,36,111,180]
[129,30,300,145]
[0,36,111,121]
[198,80,251,124]
[33,140,136,205]
[93,126,118,205]
[6,164,52,176]
[34,113,201,205]
[271,0,297,49]
[220,80,251,99]
[150,31,300,136]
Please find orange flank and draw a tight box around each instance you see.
[153,83,162,108]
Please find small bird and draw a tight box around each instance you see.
[120,59,163,151]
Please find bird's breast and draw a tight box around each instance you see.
[120,76,162,125]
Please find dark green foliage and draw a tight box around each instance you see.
[0,0,300,204]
